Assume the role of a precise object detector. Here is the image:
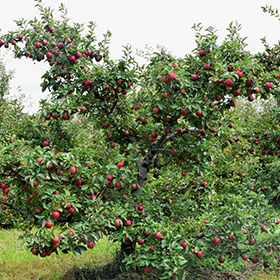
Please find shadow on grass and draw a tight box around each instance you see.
[60,256,280,280]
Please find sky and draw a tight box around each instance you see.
[0,0,280,114]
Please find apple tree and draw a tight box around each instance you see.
[0,1,280,278]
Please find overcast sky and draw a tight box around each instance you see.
[1,0,280,114]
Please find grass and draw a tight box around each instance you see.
[0,228,117,280]
[0,228,279,280]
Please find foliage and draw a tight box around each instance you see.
[0,2,280,279]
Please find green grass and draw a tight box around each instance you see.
[0,228,117,280]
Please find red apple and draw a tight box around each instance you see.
[204,64,210,70]
[138,239,144,245]
[144,267,151,273]
[43,141,49,147]
[154,232,162,239]
[114,219,121,227]
[228,234,234,241]
[107,174,113,181]
[198,50,205,56]
[225,79,233,87]
[191,73,198,80]
[169,72,176,81]
[69,166,76,174]
[52,211,60,219]
[242,255,248,261]
[45,221,53,228]
[87,241,95,249]
[181,242,187,248]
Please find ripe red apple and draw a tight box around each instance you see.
[52,211,60,219]
[196,110,202,117]
[40,252,47,258]
[163,76,170,83]
[117,162,124,168]
[248,95,254,102]
[228,234,234,241]
[69,55,76,63]
[51,235,59,244]
[242,255,248,261]
[138,239,144,245]
[191,73,198,80]
[153,107,160,114]
[0,183,6,190]
[138,205,144,211]
[265,82,271,88]
[22,185,29,191]
[169,72,176,81]
[181,109,187,116]
[196,250,203,258]
[246,78,254,86]
[249,238,255,245]
[141,117,148,124]
[155,232,162,239]
[225,79,233,87]
[198,50,205,56]
[252,257,258,264]
[181,242,187,248]
[212,237,221,246]
[46,52,53,59]
[204,64,210,70]
[144,267,151,273]
[87,241,95,249]
[69,166,76,174]
[43,141,49,147]
[218,258,225,263]
[114,219,121,227]
[107,175,113,181]
[261,225,268,233]
[34,42,41,48]
[57,43,64,49]
[115,182,121,188]
[125,220,131,226]
[69,208,75,215]
[45,221,53,228]
[233,89,240,96]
